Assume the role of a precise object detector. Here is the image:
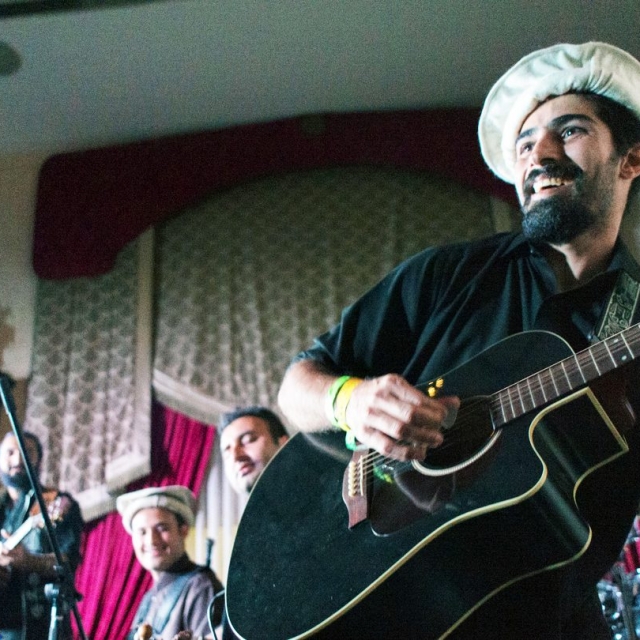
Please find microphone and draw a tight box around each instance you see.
[205,538,214,566]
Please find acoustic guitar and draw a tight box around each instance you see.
[226,327,640,639]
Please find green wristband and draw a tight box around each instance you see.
[326,375,352,427]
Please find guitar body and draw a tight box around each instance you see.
[226,331,630,640]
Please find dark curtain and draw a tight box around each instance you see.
[72,401,215,640]
[33,108,517,280]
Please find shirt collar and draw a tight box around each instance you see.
[508,233,640,280]
[609,238,640,280]
[154,553,196,589]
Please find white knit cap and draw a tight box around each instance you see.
[479,42,640,184]
[116,485,197,534]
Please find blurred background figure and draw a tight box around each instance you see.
[118,485,224,640]
[219,407,289,496]
[0,431,83,640]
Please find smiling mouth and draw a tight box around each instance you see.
[532,177,572,194]
[237,463,254,478]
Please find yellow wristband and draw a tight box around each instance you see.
[333,377,363,432]
[326,375,351,426]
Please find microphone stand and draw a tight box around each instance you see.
[0,372,87,640]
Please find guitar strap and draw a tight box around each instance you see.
[594,270,640,340]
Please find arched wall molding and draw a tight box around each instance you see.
[33,108,517,280]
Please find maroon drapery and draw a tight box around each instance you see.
[72,401,215,640]
[33,108,518,281]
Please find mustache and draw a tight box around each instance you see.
[523,162,583,195]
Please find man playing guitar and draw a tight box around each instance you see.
[0,431,83,640]
[274,42,640,639]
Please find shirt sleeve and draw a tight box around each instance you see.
[181,569,225,636]
[293,245,445,378]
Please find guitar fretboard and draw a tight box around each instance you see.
[492,324,640,427]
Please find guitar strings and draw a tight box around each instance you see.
[352,397,496,478]
[350,329,640,480]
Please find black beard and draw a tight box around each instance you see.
[521,196,600,244]
[1,470,34,493]
[520,156,618,244]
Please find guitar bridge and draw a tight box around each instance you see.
[342,447,371,528]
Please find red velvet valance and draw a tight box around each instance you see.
[34,108,517,280]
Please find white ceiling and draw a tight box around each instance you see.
[1,0,640,157]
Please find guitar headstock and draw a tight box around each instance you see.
[33,495,68,530]
[48,495,69,525]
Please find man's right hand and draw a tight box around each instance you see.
[343,374,459,461]
[279,360,460,461]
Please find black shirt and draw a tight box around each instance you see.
[298,232,640,382]
[296,232,640,639]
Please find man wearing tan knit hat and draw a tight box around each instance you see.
[117,486,224,640]
[274,42,640,639]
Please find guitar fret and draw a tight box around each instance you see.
[593,339,621,376]
[577,350,600,381]
[524,377,536,413]
[572,354,587,384]
[516,385,527,415]
[627,328,640,358]
[550,362,571,396]
[593,341,610,373]
[603,339,616,366]
[549,367,560,396]
[507,387,515,421]
[560,360,569,386]
[536,373,548,403]
[609,335,634,367]
[525,384,534,412]
[589,348,602,375]
[499,393,507,425]
[620,333,634,364]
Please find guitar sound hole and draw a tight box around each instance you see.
[370,398,498,535]
[422,396,495,470]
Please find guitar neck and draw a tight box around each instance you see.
[492,323,640,427]
[1,514,42,551]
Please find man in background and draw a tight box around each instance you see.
[219,406,289,496]
[0,431,83,640]
[218,407,289,640]
[117,485,225,640]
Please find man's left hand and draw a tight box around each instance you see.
[0,534,29,573]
